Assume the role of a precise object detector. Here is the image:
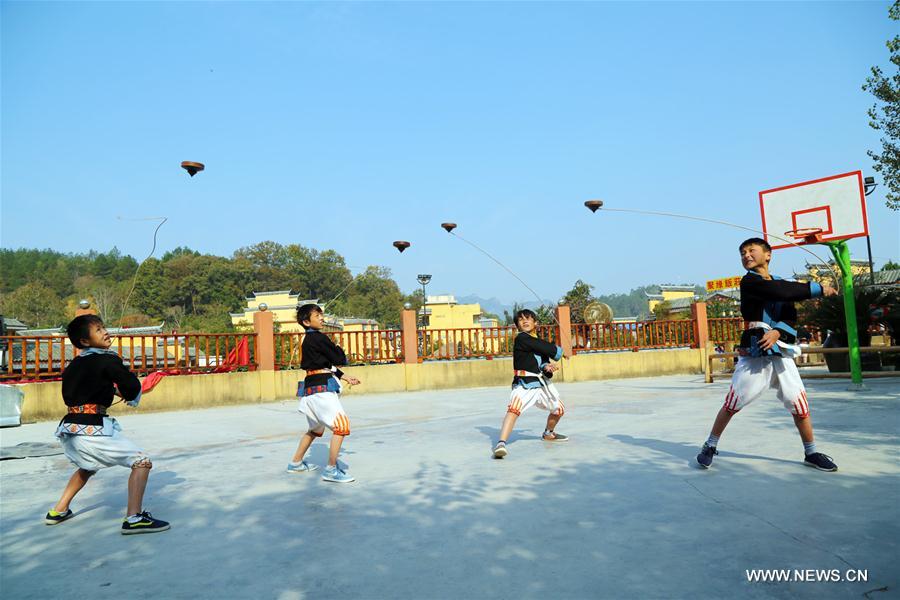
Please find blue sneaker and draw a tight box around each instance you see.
[804,452,838,472]
[287,461,319,473]
[322,465,355,483]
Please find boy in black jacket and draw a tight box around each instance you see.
[287,304,359,483]
[46,315,169,534]
[696,238,839,471]
[493,309,569,459]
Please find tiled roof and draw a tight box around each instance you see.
[707,290,740,301]
[666,297,696,310]
[248,290,294,298]
[19,327,65,336]
[2,317,29,330]
[854,270,900,287]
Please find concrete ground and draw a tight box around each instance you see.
[1,374,897,600]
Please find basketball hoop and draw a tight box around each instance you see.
[784,227,825,244]
[760,171,867,250]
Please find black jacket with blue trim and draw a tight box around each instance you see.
[301,330,347,387]
[61,351,141,427]
[739,271,823,357]
[512,331,563,388]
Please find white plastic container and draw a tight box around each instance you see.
[0,384,24,427]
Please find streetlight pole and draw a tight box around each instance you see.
[416,274,431,355]
[416,274,432,326]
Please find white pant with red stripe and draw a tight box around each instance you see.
[723,356,809,418]
[298,392,351,436]
[507,384,565,417]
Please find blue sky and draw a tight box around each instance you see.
[2,1,898,303]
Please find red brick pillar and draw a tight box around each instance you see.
[253,309,275,371]
[555,304,573,357]
[691,301,709,349]
[401,308,419,364]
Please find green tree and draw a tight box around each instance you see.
[0,282,67,328]
[163,305,185,331]
[111,254,138,281]
[0,242,419,335]
[863,0,900,210]
[45,256,78,298]
[91,249,117,278]
[162,247,201,261]
[181,303,235,333]
[0,248,75,295]
[164,255,248,315]
[333,266,405,327]
[534,305,556,325]
[404,290,424,316]
[502,302,555,326]
[706,298,740,318]
[594,285,659,319]
[282,245,353,301]
[163,254,201,313]
[652,300,671,320]
[882,260,900,270]
[562,279,595,323]
[233,241,291,291]
[132,258,168,317]
[89,281,127,323]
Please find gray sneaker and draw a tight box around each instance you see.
[542,432,569,442]
[492,442,508,459]
[322,465,355,483]
[696,443,718,469]
[287,461,319,473]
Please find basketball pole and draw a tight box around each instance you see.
[823,240,864,386]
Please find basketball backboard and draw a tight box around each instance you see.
[759,171,868,249]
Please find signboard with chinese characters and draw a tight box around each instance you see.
[706,276,742,293]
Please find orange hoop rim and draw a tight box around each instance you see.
[784,227,825,243]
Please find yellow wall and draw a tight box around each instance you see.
[425,300,483,330]
[662,290,694,302]
[649,289,695,314]
[16,371,265,422]
[563,349,701,382]
[17,349,705,422]
[232,292,301,332]
[232,292,379,333]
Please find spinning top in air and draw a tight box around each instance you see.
[393,241,411,253]
[441,222,457,233]
[181,161,205,177]
[584,200,603,213]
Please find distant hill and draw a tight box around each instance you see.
[458,285,706,321]
[592,286,657,320]
[456,295,557,318]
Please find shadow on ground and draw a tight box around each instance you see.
[1,379,897,599]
